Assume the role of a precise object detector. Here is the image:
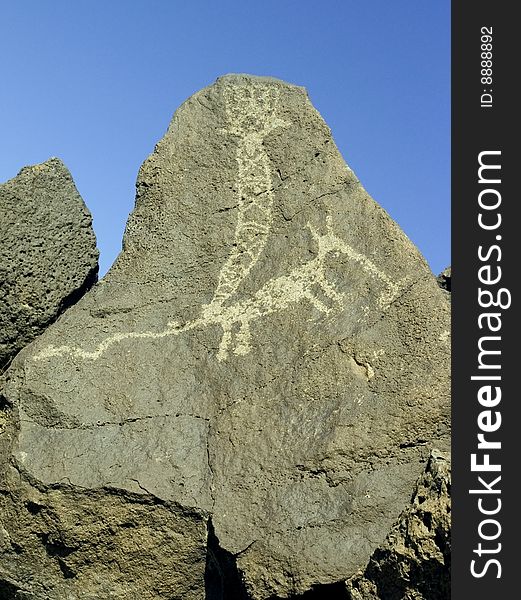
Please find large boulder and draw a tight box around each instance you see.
[0,159,98,372]
[0,75,450,599]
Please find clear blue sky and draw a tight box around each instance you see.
[1,1,450,276]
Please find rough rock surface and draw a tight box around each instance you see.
[0,75,450,599]
[0,159,98,372]
[345,450,451,600]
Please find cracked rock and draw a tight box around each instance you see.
[0,159,98,372]
[344,450,451,600]
[0,75,450,598]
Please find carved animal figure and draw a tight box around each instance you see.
[182,216,399,360]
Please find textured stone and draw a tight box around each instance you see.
[0,466,207,599]
[344,450,451,600]
[0,159,98,372]
[0,75,450,598]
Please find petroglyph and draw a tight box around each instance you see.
[195,215,400,360]
[34,82,401,364]
[35,217,400,362]
[211,83,290,305]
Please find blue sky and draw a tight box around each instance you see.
[1,1,450,276]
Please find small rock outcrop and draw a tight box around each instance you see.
[437,267,451,294]
[0,159,98,372]
[0,76,450,599]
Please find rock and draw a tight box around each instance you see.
[344,450,451,600]
[0,159,98,372]
[0,466,207,600]
[0,75,450,598]
[437,267,451,293]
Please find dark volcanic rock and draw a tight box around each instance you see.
[437,267,451,293]
[0,75,450,599]
[345,450,451,600]
[0,159,98,372]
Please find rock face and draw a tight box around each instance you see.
[0,159,98,372]
[345,450,451,600]
[0,75,450,599]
